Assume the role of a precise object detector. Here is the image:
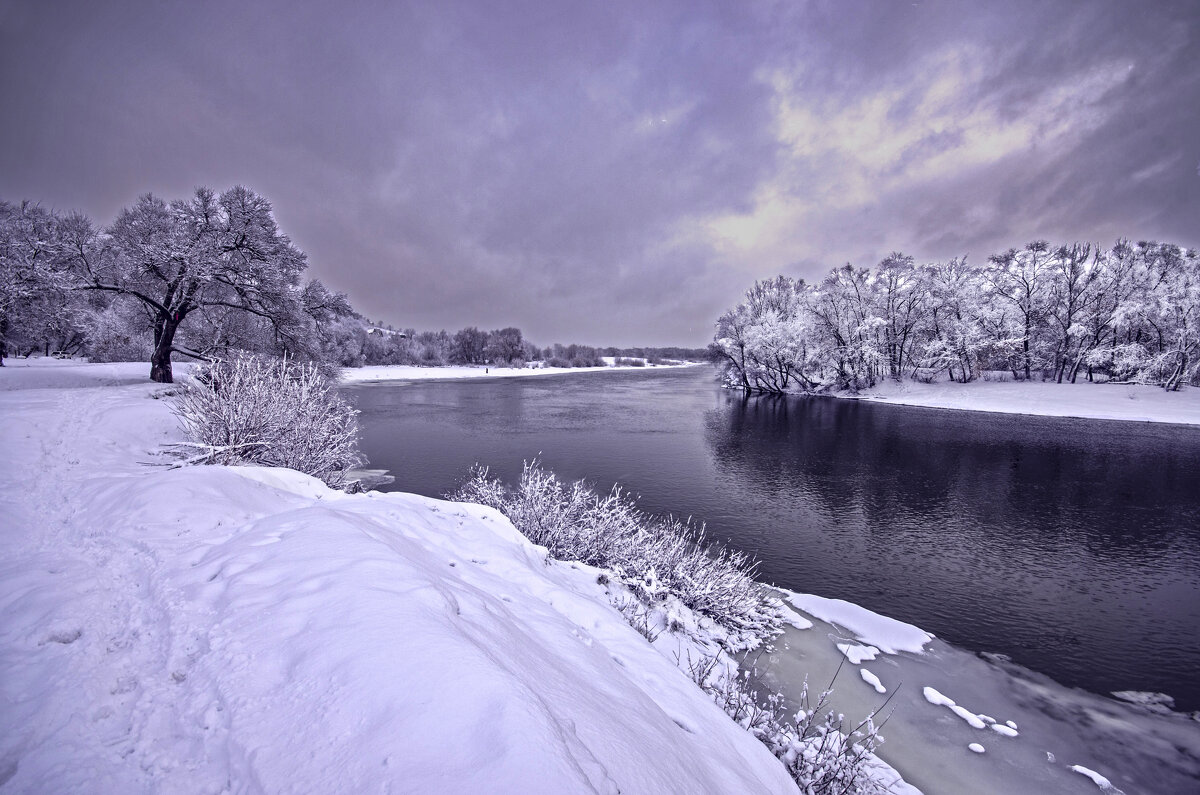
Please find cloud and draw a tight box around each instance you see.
[0,0,1196,345]
[698,46,1137,275]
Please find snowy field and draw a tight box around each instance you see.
[0,360,793,792]
[846,377,1200,426]
[340,358,697,384]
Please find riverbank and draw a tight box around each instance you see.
[0,362,793,792]
[339,359,700,384]
[841,377,1200,426]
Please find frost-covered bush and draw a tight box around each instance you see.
[685,654,889,794]
[452,461,783,646]
[172,353,364,487]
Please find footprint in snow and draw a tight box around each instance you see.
[40,626,82,645]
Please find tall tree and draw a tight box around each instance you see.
[70,186,310,382]
[985,241,1051,380]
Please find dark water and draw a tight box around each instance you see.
[345,367,1200,712]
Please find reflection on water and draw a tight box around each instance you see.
[705,390,1200,712]
[346,367,1200,712]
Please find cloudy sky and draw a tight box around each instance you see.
[2,0,1197,346]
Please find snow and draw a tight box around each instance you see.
[920,686,955,708]
[780,606,814,630]
[0,357,172,389]
[847,377,1200,426]
[0,364,794,793]
[860,668,886,694]
[837,642,880,664]
[1070,764,1115,790]
[920,686,1026,738]
[339,360,697,384]
[785,592,933,654]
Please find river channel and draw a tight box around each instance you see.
[345,366,1200,715]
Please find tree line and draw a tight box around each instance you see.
[0,187,704,382]
[340,323,705,370]
[712,240,1200,393]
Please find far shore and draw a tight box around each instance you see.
[338,360,702,385]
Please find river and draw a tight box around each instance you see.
[346,366,1200,714]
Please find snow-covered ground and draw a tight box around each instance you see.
[340,359,697,384]
[7,359,1197,793]
[0,360,793,793]
[846,377,1200,425]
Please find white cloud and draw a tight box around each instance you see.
[696,48,1134,271]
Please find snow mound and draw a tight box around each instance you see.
[0,383,794,793]
[786,593,933,654]
[837,642,880,664]
[860,669,886,694]
[1070,764,1116,790]
[921,686,1022,740]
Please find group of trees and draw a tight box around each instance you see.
[319,320,703,370]
[713,240,1200,393]
[2,187,704,382]
[0,189,354,382]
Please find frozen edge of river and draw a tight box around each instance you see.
[774,588,1200,795]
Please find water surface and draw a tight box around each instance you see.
[346,367,1200,712]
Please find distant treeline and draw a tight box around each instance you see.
[714,240,1200,393]
[343,324,706,369]
[0,189,703,382]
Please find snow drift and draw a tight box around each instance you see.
[0,365,794,793]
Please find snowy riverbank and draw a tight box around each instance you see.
[840,377,1200,426]
[0,361,794,792]
[6,360,1196,793]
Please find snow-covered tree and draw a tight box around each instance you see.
[984,241,1052,380]
[807,266,884,391]
[920,259,991,382]
[449,326,489,365]
[0,202,88,361]
[486,327,525,365]
[874,253,928,380]
[71,186,312,382]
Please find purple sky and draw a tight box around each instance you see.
[2,0,1197,346]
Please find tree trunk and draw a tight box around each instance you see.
[150,315,180,383]
[1023,315,1032,381]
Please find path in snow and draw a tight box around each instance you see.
[0,365,794,793]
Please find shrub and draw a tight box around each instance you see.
[451,461,782,646]
[614,356,646,367]
[683,654,889,794]
[172,353,364,487]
